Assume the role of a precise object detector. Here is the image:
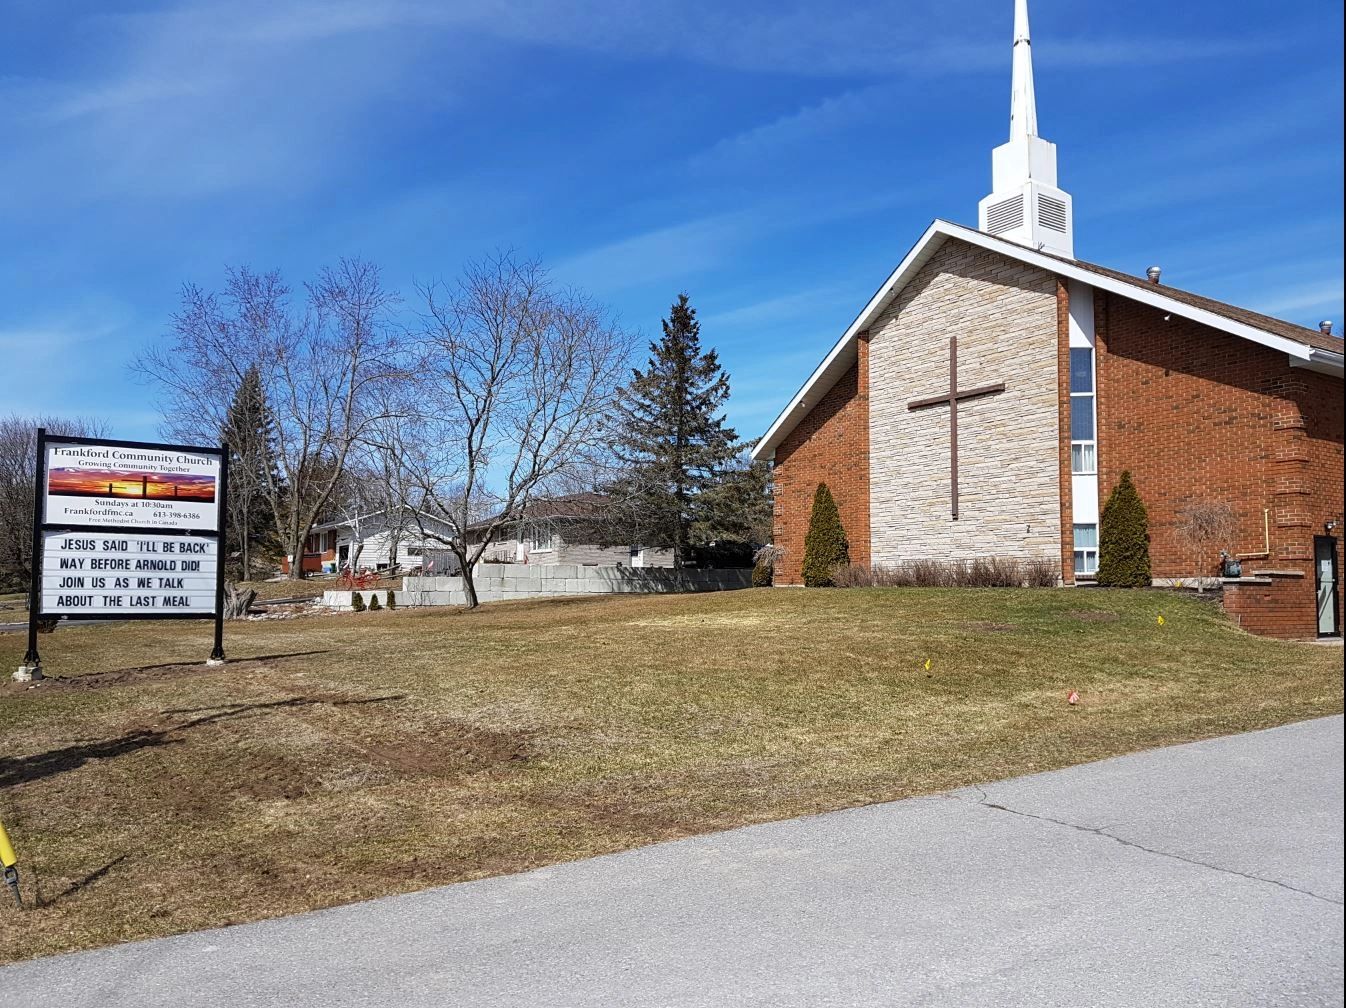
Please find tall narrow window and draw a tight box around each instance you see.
[1069,346,1096,474]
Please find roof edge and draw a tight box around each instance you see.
[751,219,1338,460]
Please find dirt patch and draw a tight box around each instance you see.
[357,722,531,778]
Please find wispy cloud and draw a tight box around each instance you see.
[701,285,855,330]
[689,85,897,173]
[553,188,925,294]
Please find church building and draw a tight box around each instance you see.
[751,0,1344,639]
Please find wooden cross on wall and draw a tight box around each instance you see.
[906,335,1006,520]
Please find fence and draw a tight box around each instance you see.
[323,563,751,608]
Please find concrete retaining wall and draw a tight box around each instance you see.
[336,564,753,607]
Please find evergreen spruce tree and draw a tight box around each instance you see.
[691,440,774,547]
[801,483,849,587]
[1096,470,1152,587]
[222,366,281,581]
[607,294,737,567]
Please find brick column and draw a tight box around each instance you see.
[1271,375,1312,566]
[1055,277,1074,584]
[854,331,872,569]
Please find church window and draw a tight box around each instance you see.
[1074,524,1099,576]
[1069,347,1097,474]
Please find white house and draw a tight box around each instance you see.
[305,508,457,574]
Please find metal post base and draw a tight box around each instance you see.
[205,658,226,667]
[13,664,43,682]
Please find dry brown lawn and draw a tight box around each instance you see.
[0,586,1341,964]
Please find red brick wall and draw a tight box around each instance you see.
[1222,574,1326,640]
[1095,290,1344,636]
[771,335,871,585]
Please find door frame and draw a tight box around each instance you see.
[1314,535,1340,639]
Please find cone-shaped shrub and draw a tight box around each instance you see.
[368,593,382,611]
[351,592,365,612]
[1097,470,1152,587]
[802,483,849,587]
[386,590,396,610]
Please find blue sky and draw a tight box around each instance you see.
[1,0,1341,443]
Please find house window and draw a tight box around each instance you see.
[1074,524,1099,576]
[529,525,555,552]
[1069,347,1097,474]
[405,547,422,557]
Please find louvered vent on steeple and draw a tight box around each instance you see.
[985,195,1025,234]
[1037,194,1068,232]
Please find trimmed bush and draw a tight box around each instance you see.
[386,590,397,610]
[351,592,365,612]
[802,483,849,587]
[830,557,1059,588]
[368,593,382,611]
[1097,470,1152,587]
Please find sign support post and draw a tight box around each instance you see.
[207,447,229,666]
[16,428,46,682]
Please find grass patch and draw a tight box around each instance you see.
[0,587,1340,963]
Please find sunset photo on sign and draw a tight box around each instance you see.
[47,466,217,503]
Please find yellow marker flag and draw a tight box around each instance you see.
[1157,614,1166,626]
[923,658,932,672]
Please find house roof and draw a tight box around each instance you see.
[751,219,1344,461]
[469,492,610,530]
[311,506,454,534]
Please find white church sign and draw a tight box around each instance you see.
[16,431,230,682]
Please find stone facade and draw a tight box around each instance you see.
[868,239,1062,566]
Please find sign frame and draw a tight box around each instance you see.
[22,429,229,674]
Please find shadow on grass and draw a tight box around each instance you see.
[0,693,406,789]
[121,650,334,673]
[35,854,130,909]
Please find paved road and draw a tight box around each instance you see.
[2,717,1341,1007]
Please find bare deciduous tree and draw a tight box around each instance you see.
[397,253,631,608]
[1175,500,1239,592]
[135,259,407,580]
[0,414,109,591]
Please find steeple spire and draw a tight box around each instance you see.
[977,0,1074,258]
[1010,0,1037,140]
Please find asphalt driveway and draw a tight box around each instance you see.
[2,716,1341,1007]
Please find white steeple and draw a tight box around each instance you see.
[978,0,1074,258]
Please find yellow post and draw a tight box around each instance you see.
[0,819,17,868]
[0,818,21,907]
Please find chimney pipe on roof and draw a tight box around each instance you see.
[1146,266,1162,284]
[1320,320,1333,336]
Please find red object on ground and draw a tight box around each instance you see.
[1067,690,1079,705]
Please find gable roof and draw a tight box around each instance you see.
[469,492,610,531]
[312,507,455,534]
[751,219,1344,461]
